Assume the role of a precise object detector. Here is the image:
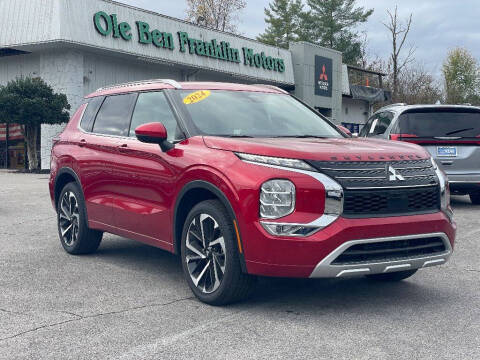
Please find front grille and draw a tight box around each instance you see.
[343,186,440,217]
[307,159,438,189]
[332,236,447,265]
[307,159,441,217]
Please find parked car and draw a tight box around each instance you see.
[49,81,456,305]
[360,104,480,204]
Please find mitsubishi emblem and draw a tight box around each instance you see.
[388,165,405,181]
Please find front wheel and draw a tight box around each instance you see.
[180,200,256,305]
[366,269,418,281]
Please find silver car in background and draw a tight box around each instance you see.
[360,104,480,204]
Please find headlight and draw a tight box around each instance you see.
[431,158,453,221]
[236,152,316,171]
[260,179,295,219]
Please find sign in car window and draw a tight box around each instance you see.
[314,55,333,97]
[183,90,211,105]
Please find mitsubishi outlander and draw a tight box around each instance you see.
[49,80,456,305]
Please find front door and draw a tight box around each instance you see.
[110,91,184,249]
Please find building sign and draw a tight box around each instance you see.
[314,55,332,97]
[93,11,286,73]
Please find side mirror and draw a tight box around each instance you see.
[337,125,352,137]
[135,122,174,152]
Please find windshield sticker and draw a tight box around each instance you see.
[183,90,211,105]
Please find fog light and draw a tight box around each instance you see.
[261,223,319,237]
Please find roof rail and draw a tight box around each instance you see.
[96,79,182,92]
[376,102,407,112]
[251,84,289,94]
[386,103,407,107]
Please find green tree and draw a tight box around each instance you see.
[301,0,373,65]
[443,47,480,105]
[257,0,304,49]
[0,77,70,170]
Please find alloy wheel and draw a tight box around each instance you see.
[59,191,80,246]
[185,213,226,294]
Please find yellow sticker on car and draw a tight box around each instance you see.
[183,90,211,105]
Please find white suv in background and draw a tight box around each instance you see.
[361,104,480,204]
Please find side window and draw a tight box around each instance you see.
[372,112,393,135]
[80,96,105,132]
[361,112,393,136]
[129,92,180,141]
[92,93,137,136]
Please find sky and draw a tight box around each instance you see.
[121,0,480,78]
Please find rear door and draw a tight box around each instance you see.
[77,93,137,227]
[392,108,480,179]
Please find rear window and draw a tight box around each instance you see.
[80,96,104,132]
[397,109,480,138]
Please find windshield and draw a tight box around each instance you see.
[398,109,480,137]
[177,90,341,138]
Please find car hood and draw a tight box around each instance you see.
[203,136,430,162]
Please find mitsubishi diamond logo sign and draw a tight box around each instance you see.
[314,55,332,97]
[319,65,328,81]
[388,165,405,181]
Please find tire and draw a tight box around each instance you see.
[469,192,480,205]
[366,269,418,281]
[180,200,256,305]
[57,182,102,255]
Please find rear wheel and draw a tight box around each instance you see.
[366,269,418,281]
[57,182,102,254]
[469,192,480,205]
[180,200,256,305]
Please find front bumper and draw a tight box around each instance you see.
[447,174,480,183]
[447,175,480,193]
[242,212,456,278]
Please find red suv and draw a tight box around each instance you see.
[49,80,456,305]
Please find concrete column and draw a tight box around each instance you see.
[39,49,84,169]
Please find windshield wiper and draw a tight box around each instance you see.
[272,135,329,139]
[445,127,475,136]
[213,134,255,138]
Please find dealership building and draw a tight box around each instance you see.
[0,0,388,169]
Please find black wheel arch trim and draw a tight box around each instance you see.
[54,167,89,222]
[173,180,247,272]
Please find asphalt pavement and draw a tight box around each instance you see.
[0,170,479,360]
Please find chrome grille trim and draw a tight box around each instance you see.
[346,184,439,190]
[306,159,438,190]
[244,161,344,234]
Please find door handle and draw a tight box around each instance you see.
[78,139,87,147]
[118,143,128,152]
